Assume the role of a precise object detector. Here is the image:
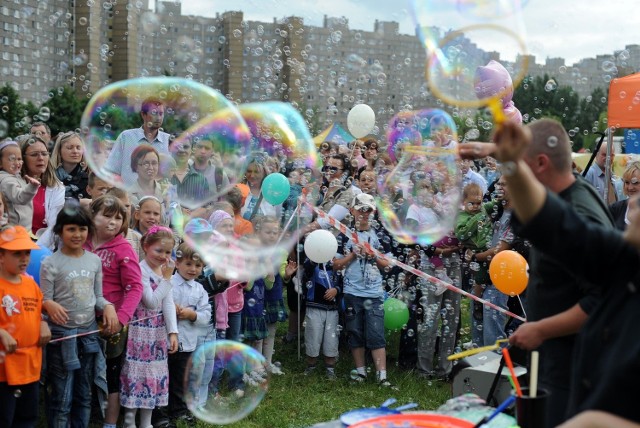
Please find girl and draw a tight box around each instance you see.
[120,226,178,428]
[0,139,40,229]
[255,216,296,375]
[133,196,164,236]
[41,203,118,427]
[84,195,143,428]
[20,136,65,250]
[241,233,270,354]
[50,131,90,203]
[107,187,143,259]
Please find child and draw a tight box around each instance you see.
[0,225,51,427]
[241,234,270,354]
[83,171,112,204]
[107,187,143,259]
[120,226,178,428]
[133,196,163,237]
[84,195,143,428]
[301,256,341,380]
[41,203,118,427]
[0,140,40,229]
[225,186,254,237]
[332,194,395,388]
[169,243,210,421]
[255,216,296,375]
[455,182,495,321]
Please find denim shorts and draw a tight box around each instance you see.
[344,294,386,350]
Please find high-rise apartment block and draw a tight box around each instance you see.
[2,0,638,130]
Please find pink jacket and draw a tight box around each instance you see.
[214,291,229,330]
[84,234,143,326]
[226,281,245,313]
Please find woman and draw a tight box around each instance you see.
[240,153,280,221]
[21,136,65,249]
[50,131,90,203]
[129,145,167,207]
[362,138,380,171]
[609,161,640,230]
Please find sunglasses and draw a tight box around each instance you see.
[322,166,343,173]
[624,178,640,185]
[354,206,374,213]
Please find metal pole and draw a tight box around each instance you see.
[604,127,613,203]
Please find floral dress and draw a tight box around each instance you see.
[120,261,176,409]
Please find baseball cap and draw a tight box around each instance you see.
[351,193,376,211]
[0,226,41,251]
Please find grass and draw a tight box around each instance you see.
[183,319,469,428]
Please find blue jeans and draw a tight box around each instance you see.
[481,284,509,346]
[344,294,386,350]
[226,311,242,342]
[45,337,99,428]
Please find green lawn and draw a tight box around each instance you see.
[183,321,471,428]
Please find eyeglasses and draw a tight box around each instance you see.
[138,161,159,168]
[25,151,50,158]
[322,166,343,173]
[56,131,78,143]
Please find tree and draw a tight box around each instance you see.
[40,86,89,137]
[0,84,37,138]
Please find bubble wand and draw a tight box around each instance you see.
[502,347,523,397]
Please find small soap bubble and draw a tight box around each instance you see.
[185,340,269,425]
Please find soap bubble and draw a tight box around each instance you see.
[379,109,461,246]
[185,340,269,425]
[80,77,248,208]
[182,102,321,282]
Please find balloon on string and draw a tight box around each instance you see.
[378,109,461,246]
[80,77,248,204]
[383,297,409,331]
[347,104,376,138]
[261,173,290,205]
[304,229,338,264]
[184,340,269,425]
[489,250,529,296]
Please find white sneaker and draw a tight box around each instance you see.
[268,363,285,376]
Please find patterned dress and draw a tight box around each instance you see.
[120,262,173,409]
[242,278,268,340]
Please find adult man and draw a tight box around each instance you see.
[584,142,624,204]
[463,121,640,427]
[30,122,52,151]
[508,119,614,427]
[190,138,230,196]
[104,97,170,186]
[460,159,488,195]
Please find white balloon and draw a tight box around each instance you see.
[347,104,376,138]
[304,229,338,264]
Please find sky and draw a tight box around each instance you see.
[178,0,640,65]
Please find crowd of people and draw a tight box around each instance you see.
[0,95,639,428]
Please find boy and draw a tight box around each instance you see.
[332,194,395,388]
[301,256,341,380]
[455,182,495,321]
[0,225,51,427]
[168,243,211,423]
[81,171,112,207]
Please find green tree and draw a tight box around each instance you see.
[0,84,37,138]
[40,86,89,136]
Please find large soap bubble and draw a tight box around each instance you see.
[184,102,322,282]
[80,77,248,207]
[378,109,461,246]
[185,340,269,425]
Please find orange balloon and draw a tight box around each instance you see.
[489,250,529,296]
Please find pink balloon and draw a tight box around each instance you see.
[474,60,522,124]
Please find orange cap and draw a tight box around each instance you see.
[0,226,41,251]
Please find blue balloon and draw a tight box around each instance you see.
[27,247,53,286]
[261,173,291,205]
